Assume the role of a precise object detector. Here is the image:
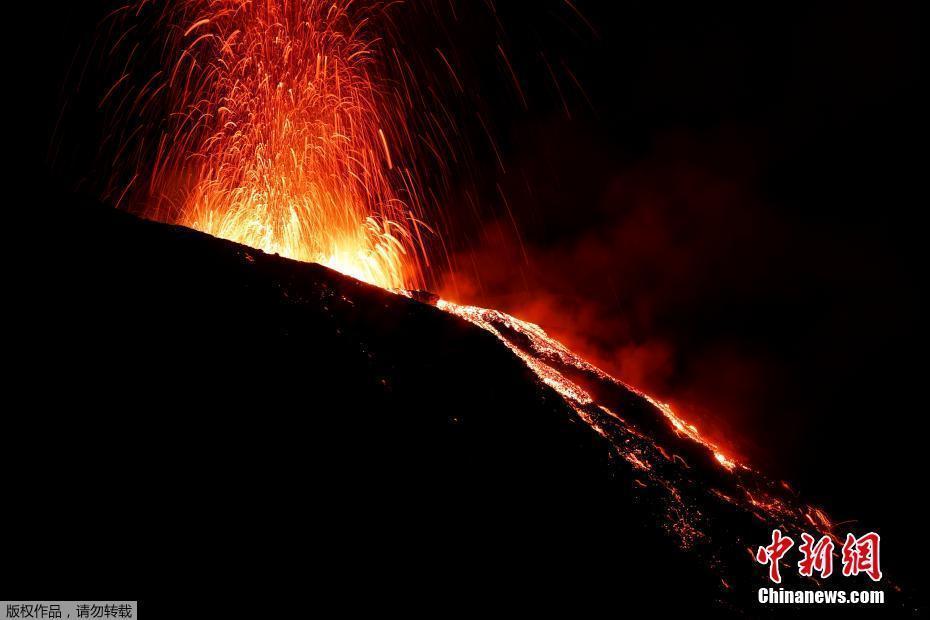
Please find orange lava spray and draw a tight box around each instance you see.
[105,0,431,289]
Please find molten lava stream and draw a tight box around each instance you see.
[424,295,878,591]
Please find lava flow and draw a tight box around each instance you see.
[426,296,864,590]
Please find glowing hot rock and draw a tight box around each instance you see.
[119,0,428,290]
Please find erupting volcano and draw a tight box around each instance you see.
[93,0,878,579]
[96,0,754,496]
[39,0,914,614]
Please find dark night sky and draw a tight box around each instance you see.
[18,0,925,588]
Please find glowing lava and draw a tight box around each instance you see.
[435,298,744,475]
[428,295,858,585]
[105,0,429,289]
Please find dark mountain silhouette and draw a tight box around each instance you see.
[4,192,916,617]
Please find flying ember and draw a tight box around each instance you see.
[106,0,430,289]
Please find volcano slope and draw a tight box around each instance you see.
[7,192,911,617]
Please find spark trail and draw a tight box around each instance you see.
[101,0,433,289]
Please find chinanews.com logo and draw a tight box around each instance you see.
[754,529,885,606]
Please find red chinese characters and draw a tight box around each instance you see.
[798,533,834,578]
[841,532,882,581]
[756,528,795,583]
[756,529,883,583]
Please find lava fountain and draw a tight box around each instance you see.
[102,0,430,289]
